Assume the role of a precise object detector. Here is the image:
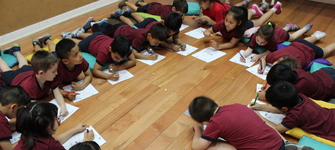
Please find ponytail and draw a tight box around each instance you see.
[257,21,276,41]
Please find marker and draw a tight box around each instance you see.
[147,48,156,54]
[86,129,89,133]
[110,69,118,74]
[180,43,189,47]
[62,90,80,95]
[252,93,259,106]
[259,59,263,74]
[238,51,245,61]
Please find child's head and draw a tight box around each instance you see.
[266,81,299,110]
[267,64,296,85]
[196,0,220,10]
[0,86,30,119]
[164,12,183,36]
[110,36,131,62]
[256,21,276,46]
[188,96,218,123]
[31,51,59,81]
[69,141,101,150]
[16,101,59,149]
[147,24,168,47]
[172,0,188,14]
[56,39,83,65]
[273,55,300,69]
[225,6,248,37]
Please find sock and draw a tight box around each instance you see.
[271,7,277,13]
[250,9,256,15]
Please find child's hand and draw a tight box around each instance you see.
[60,108,69,117]
[257,90,266,100]
[203,30,212,37]
[258,66,264,74]
[73,123,88,133]
[180,44,186,51]
[108,73,119,81]
[171,44,181,52]
[148,54,158,60]
[83,129,95,142]
[250,102,263,110]
[251,55,261,62]
[209,40,219,49]
[240,56,246,63]
[67,91,77,101]
[71,82,84,91]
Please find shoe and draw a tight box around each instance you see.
[312,31,326,40]
[273,1,282,15]
[110,9,122,19]
[135,0,144,6]
[303,23,313,32]
[32,33,51,48]
[83,17,95,32]
[251,4,263,17]
[61,32,73,39]
[72,28,85,38]
[285,22,300,31]
[32,39,43,48]
[4,44,21,55]
[118,0,128,9]
[259,2,269,12]
[285,142,314,150]
[95,18,109,26]
[121,7,132,17]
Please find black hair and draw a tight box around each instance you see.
[111,36,131,58]
[257,21,276,41]
[0,86,30,106]
[172,0,189,14]
[69,141,101,150]
[164,12,183,32]
[265,81,299,110]
[277,55,300,69]
[31,51,58,74]
[267,63,296,85]
[188,96,218,123]
[226,6,248,37]
[55,39,76,59]
[16,101,58,150]
[148,23,168,42]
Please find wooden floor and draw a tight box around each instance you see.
[5,0,335,149]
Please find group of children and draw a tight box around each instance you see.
[0,0,335,149]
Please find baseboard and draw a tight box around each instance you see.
[310,0,335,4]
[0,0,118,46]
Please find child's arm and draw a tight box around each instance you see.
[192,123,212,150]
[159,42,181,52]
[251,50,271,62]
[54,123,88,144]
[250,103,284,114]
[241,47,253,62]
[109,52,136,71]
[59,88,77,101]
[172,35,187,51]
[203,27,214,37]
[53,87,69,116]
[92,63,119,81]
[210,37,240,50]
[0,140,16,150]
[199,15,216,25]
[71,69,93,91]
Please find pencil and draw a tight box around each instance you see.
[252,93,259,106]
[238,51,245,61]
[62,90,80,95]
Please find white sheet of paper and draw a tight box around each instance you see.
[176,45,198,56]
[102,69,134,85]
[256,84,263,93]
[179,24,189,31]
[137,50,166,65]
[62,80,99,103]
[229,50,257,67]
[249,101,286,125]
[49,99,79,123]
[10,132,21,144]
[185,27,206,39]
[62,126,106,149]
[183,109,191,117]
[192,47,226,63]
[246,64,271,80]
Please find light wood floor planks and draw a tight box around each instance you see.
[4,0,335,149]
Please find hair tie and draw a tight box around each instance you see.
[267,22,272,26]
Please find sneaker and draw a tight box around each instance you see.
[285,22,300,31]
[273,1,282,15]
[83,17,95,32]
[110,9,122,19]
[251,4,263,17]
[135,0,144,6]
[285,142,314,150]
[121,7,132,17]
[32,39,43,48]
[95,18,109,26]
[118,0,128,9]
[61,32,73,39]
[303,23,313,32]
[312,31,326,40]
[259,2,269,12]
[72,28,85,38]
[4,44,21,55]
[32,33,51,48]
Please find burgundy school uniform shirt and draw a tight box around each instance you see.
[266,42,316,69]
[88,35,114,66]
[114,25,148,51]
[293,69,335,100]
[212,20,241,41]
[11,71,60,100]
[0,112,12,142]
[202,2,231,23]
[249,27,288,51]
[57,58,89,84]
[281,94,335,141]
[146,3,173,19]
[14,136,65,150]
[202,104,283,150]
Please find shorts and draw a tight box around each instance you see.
[294,39,323,59]
[136,2,158,12]
[321,67,335,82]
[134,18,157,28]
[279,140,285,150]
[78,32,104,53]
[0,65,32,85]
[247,20,254,29]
